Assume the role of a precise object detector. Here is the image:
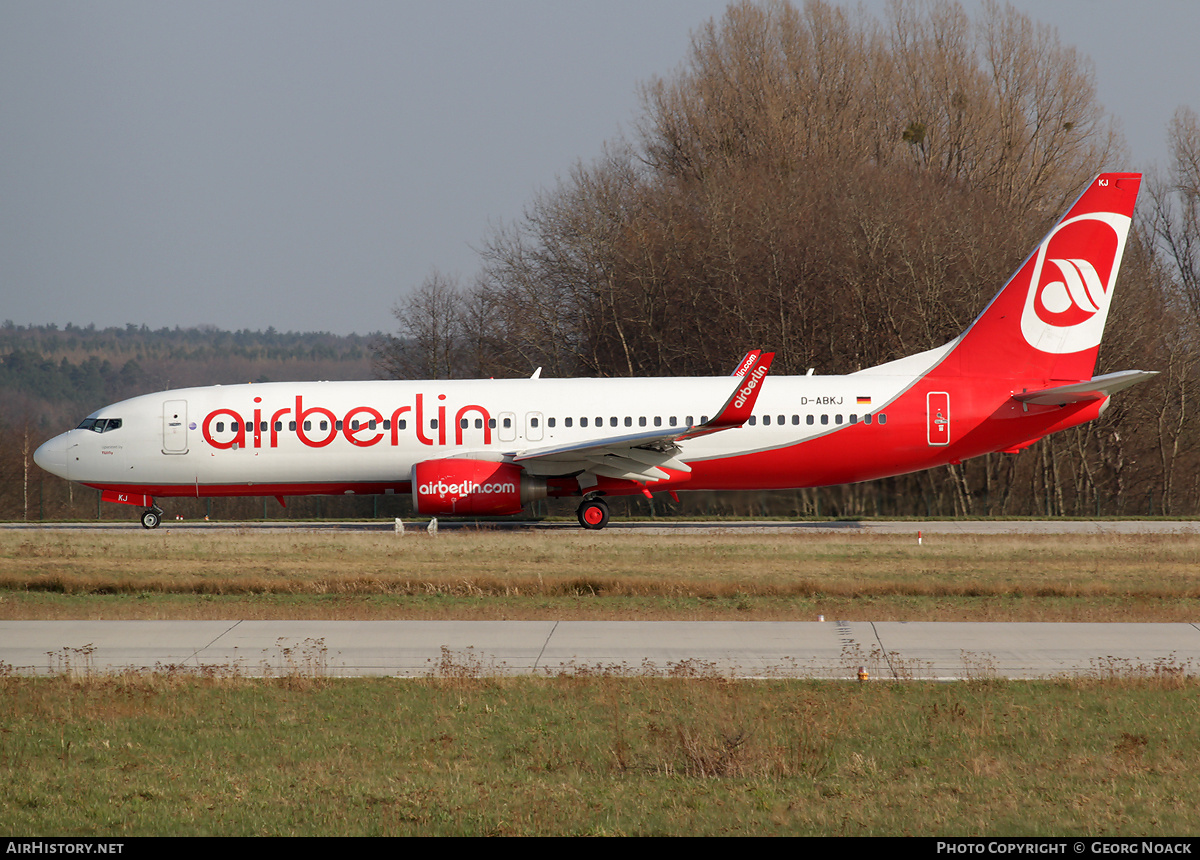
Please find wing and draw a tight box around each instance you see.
[510,352,775,487]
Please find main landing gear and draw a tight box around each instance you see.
[576,496,609,530]
[140,506,164,530]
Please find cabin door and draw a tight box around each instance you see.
[927,392,950,446]
[163,400,189,454]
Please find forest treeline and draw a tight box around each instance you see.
[5,0,1198,522]
[0,322,374,420]
[0,323,375,520]
[376,0,1200,518]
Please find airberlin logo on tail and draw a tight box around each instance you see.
[1020,210,1130,355]
[1034,258,1107,327]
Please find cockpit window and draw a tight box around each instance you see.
[76,418,122,433]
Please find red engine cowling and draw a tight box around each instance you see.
[411,459,546,516]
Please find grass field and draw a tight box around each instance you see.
[3,672,1198,836]
[2,528,1199,620]
[2,526,1198,835]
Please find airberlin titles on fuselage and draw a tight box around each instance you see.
[201,393,494,450]
[199,390,863,453]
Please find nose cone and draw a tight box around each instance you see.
[33,434,70,480]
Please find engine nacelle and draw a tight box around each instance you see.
[411,459,546,517]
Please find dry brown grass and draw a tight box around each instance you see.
[2,528,1199,621]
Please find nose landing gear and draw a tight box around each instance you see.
[140,506,164,530]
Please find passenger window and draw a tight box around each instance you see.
[610,417,618,427]
[274,421,283,432]
[580,417,588,428]
[304,421,312,431]
[835,415,843,425]
[849,414,858,424]
[565,417,573,428]
[792,415,800,425]
[216,422,225,432]
[460,419,469,429]
[503,417,512,428]
[654,416,662,427]
[748,416,757,425]
[290,421,297,431]
[639,417,646,427]
[806,415,814,425]
[762,415,770,425]
[624,417,632,427]
[820,415,828,425]
[879,414,887,424]
[864,414,872,425]
[475,419,483,429]
[548,417,556,428]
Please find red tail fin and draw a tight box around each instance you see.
[946,173,1141,383]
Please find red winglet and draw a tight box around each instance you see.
[684,352,775,439]
[730,350,761,377]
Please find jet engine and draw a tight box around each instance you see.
[411,459,547,516]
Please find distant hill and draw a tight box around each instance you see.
[0,321,378,424]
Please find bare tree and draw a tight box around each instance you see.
[372,0,1194,514]
[373,271,464,379]
[1142,107,1200,513]
[1148,107,1200,320]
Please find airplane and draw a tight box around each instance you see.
[34,173,1156,530]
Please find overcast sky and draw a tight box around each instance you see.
[2,0,1197,336]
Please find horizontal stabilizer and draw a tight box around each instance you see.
[1012,370,1159,406]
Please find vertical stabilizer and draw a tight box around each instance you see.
[948,173,1141,382]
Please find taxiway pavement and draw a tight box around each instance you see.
[4,619,1198,680]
